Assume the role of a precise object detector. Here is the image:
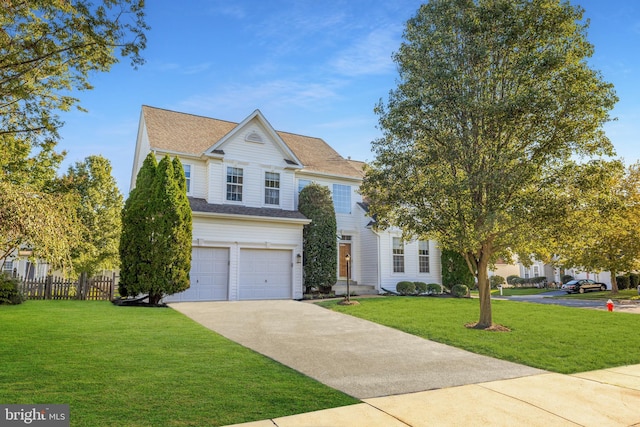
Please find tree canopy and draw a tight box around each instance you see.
[362,0,617,328]
[552,160,640,292]
[0,0,147,275]
[59,155,123,276]
[1,0,147,144]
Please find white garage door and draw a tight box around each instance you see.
[164,247,229,302]
[239,249,292,300]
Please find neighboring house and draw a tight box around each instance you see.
[1,250,49,280]
[131,106,442,301]
[489,255,612,289]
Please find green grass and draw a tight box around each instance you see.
[0,301,358,426]
[318,297,640,374]
[555,289,640,301]
[489,287,552,296]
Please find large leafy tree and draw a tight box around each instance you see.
[0,180,80,272]
[119,154,192,304]
[0,0,147,273]
[60,155,123,277]
[362,0,617,328]
[1,0,147,144]
[553,160,640,293]
[298,183,337,294]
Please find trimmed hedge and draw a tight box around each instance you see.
[396,281,415,295]
[451,284,469,298]
[616,275,631,290]
[414,282,428,294]
[426,283,441,294]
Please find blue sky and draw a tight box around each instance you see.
[57,0,640,195]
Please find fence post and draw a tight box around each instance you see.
[110,273,115,301]
[45,275,52,300]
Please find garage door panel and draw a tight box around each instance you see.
[239,249,291,300]
[164,247,229,302]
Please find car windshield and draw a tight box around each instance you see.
[565,280,578,285]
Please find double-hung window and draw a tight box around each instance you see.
[265,172,280,205]
[183,164,191,193]
[418,241,429,273]
[332,184,351,214]
[226,167,243,201]
[393,237,404,273]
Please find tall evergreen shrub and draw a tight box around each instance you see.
[298,183,337,293]
[119,154,192,304]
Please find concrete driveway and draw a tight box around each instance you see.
[169,300,544,399]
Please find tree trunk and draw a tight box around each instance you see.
[149,293,163,305]
[610,271,619,294]
[476,254,492,329]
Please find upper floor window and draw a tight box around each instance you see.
[333,184,351,214]
[226,167,243,201]
[393,237,404,273]
[265,172,280,205]
[298,179,311,193]
[418,241,429,273]
[183,164,191,193]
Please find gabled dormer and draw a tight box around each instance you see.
[204,110,302,172]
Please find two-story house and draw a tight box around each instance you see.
[130,106,441,301]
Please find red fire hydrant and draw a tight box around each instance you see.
[606,299,614,312]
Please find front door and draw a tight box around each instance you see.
[339,243,351,279]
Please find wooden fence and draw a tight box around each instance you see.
[18,274,115,301]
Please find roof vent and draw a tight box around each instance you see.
[245,131,264,143]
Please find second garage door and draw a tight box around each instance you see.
[239,249,292,300]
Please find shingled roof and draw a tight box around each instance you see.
[142,105,364,179]
[189,197,309,220]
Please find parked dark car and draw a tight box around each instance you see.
[562,279,607,294]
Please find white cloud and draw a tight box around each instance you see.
[330,27,401,77]
[178,78,346,118]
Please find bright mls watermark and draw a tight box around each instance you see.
[1,405,69,426]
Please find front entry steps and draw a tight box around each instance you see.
[333,281,378,296]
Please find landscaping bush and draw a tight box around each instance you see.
[489,275,505,288]
[396,281,415,295]
[616,275,630,290]
[413,282,428,294]
[0,275,25,305]
[451,284,469,298]
[426,283,441,294]
[629,273,639,288]
[506,275,520,285]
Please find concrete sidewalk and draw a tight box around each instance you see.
[169,300,544,399]
[228,365,640,426]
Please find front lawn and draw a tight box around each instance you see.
[319,297,640,374]
[0,301,358,426]
[489,287,552,296]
